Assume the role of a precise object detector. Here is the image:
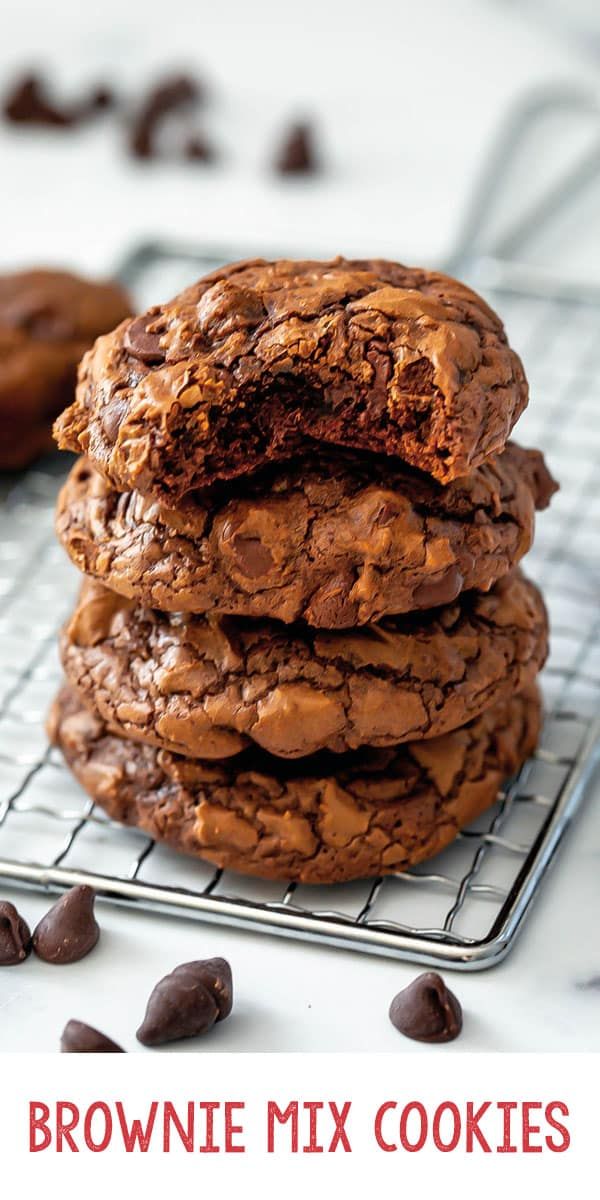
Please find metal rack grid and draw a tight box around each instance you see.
[2,79,600,967]
[0,244,598,969]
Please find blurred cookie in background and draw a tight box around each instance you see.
[0,268,132,470]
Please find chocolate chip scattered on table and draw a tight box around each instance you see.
[61,1020,124,1053]
[137,958,233,1046]
[0,900,31,965]
[389,973,463,1043]
[32,885,99,965]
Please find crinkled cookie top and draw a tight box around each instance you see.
[54,257,528,500]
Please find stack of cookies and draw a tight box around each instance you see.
[49,258,556,884]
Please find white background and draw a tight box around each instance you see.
[0,0,599,275]
[0,0,599,1054]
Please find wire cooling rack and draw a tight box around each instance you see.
[0,245,599,969]
[2,85,600,967]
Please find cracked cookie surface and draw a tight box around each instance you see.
[56,443,556,627]
[49,685,541,883]
[60,570,548,759]
[53,257,528,499]
[0,269,131,470]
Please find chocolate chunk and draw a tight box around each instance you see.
[0,900,31,965]
[129,73,201,160]
[185,133,215,163]
[389,972,462,1043]
[136,958,233,1046]
[123,315,166,364]
[274,122,318,174]
[412,565,464,609]
[61,1019,124,1053]
[4,74,73,127]
[231,533,274,578]
[32,885,99,964]
[86,86,114,114]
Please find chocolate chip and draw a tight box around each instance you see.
[129,120,153,160]
[0,900,31,965]
[128,73,202,160]
[61,1019,124,1053]
[185,133,215,163]
[413,566,464,609]
[101,397,130,445]
[231,534,274,578]
[274,121,318,174]
[86,86,114,114]
[136,957,233,1046]
[32,885,99,964]
[123,316,166,364]
[3,74,74,127]
[389,972,462,1043]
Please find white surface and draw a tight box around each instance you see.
[0,780,598,1052]
[0,0,599,1052]
[0,0,599,274]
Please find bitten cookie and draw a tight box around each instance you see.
[49,685,541,884]
[59,571,548,759]
[0,269,132,469]
[56,444,556,627]
[53,257,528,500]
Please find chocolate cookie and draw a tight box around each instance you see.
[0,269,131,470]
[60,571,547,759]
[53,257,528,500]
[56,444,556,627]
[48,684,541,883]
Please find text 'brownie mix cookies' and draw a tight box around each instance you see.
[0,268,132,469]
[50,256,557,884]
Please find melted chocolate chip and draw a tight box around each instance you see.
[389,972,462,1043]
[123,316,166,364]
[0,900,31,965]
[413,566,464,609]
[129,73,202,160]
[274,122,318,174]
[137,958,232,1046]
[61,1019,124,1052]
[231,533,274,578]
[32,885,99,964]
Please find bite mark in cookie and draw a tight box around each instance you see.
[53,257,528,498]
